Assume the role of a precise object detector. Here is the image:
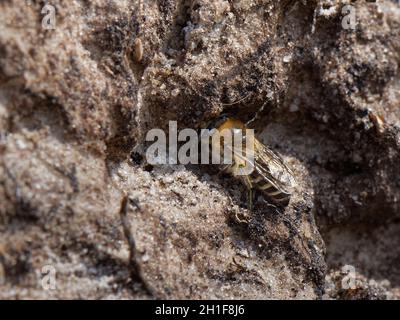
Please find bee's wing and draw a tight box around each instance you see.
[225,137,295,193]
[251,139,296,194]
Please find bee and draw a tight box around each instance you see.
[208,115,296,208]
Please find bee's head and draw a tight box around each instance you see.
[206,114,246,132]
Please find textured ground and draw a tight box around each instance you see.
[0,0,399,299]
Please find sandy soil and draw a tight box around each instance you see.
[0,0,399,299]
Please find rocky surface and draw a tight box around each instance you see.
[0,0,399,299]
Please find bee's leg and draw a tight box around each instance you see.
[226,191,249,224]
[242,175,254,210]
[248,188,254,211]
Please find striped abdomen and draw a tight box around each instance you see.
[249,170,291,205]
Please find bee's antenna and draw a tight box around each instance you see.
[221,93,252,106]
[246,82,282,127]
[245,99,268,127]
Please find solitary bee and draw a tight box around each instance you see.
[207,115,296,208]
